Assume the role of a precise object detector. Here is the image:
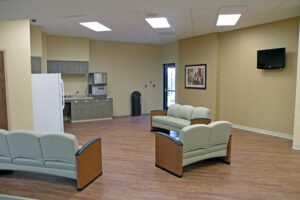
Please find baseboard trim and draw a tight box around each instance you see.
[232,124,293,140]
[71,118,112,123]
[292,144,300,150]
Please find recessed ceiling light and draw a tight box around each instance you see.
[79,22,111,32]
[145,17,171,29]
[216,14,241,26]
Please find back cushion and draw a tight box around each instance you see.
[208,121,232,146]
[40,133,79,164]
[177,105,194,120]
[180,125,210,152]
[7,131,43,161]
[0,129,12,163]
[191,107,211,119]
[167,104,181,117]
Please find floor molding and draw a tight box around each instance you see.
[232,124,293,140]
[293,144,300,150]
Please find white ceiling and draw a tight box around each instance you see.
[0,0,299,44]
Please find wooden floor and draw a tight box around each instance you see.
[1,115,300,200]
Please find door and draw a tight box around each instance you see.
[163,63,176,110]
[0,52,8,130]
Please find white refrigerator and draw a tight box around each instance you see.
[31,73,65,133]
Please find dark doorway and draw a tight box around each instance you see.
[163,63,176,110]
[0,52,8,130]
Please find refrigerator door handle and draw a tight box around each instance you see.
[61,79,65,109]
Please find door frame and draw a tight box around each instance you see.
[0,50,9,130]
[163,63,176,110]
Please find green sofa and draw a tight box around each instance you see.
[151,104,211,133]
[0,129,102,191]
[155,121,232,177]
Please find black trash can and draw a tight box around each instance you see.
[131,91,141,116]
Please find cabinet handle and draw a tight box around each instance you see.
[74,100,78,103]
[85,100,88,103]
[95,100,99,102]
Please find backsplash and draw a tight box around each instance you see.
[61,74,88,96]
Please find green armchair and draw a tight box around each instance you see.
[155,121,232,177]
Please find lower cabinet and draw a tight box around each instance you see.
[70,98,113,121]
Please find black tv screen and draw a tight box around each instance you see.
[257,48,285,69]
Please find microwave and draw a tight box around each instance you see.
[89,72,107,85]
[89,85,107,97]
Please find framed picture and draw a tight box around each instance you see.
[185,64,207,89]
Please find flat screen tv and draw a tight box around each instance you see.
[257,48,285,69]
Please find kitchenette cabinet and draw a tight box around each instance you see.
[47,60,88,74]
[65,97,113,122]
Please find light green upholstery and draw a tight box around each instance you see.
[152,104,211,132]
[191,107,211,119]
[7,131,44,167]
[177,105,194,120]
[208,121,232,146]
[0,130,83,180]
[178,121,232,167]
[0,129,12,163]
[0,194,37,200]
[179,125,210,152]
[167,104,181,117]
[40,133,79,170]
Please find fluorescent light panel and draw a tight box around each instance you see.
[216,14,241,26]
[79,21,111,32]
[145,17,170,29]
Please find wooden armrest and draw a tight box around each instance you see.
[155,132,183,177]
[190,118,211,125]
[150,110,167,131]
[76,138,102,191]
[151,110,167,116]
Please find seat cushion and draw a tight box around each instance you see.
[183,148,207,159]
[45,160,76,170]
[0,156,12,163]
[14,157,44,167]
[152,116,190,129]
[40,133,79,165]
[167,104,181,117]
[191,107,211,119]
[177,105,194,120]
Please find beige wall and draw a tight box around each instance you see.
[161,42,179,102]
[47,35,89,61]
[219,18,298,135]
[89,40,162,116]
[30,25,42,57]
[293,19,300,148]
[179,33,219,120]
[62,74,88,96]
[0,20,33,130]
[179,18,299,135]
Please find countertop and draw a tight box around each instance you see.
[65,96,112,102]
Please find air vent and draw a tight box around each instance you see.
[63,14,87,19]
[145,13,158,17]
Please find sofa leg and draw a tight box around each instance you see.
[222,135,232,164]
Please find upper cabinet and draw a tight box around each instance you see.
[31,56,42,74]
[47,61,88,74]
